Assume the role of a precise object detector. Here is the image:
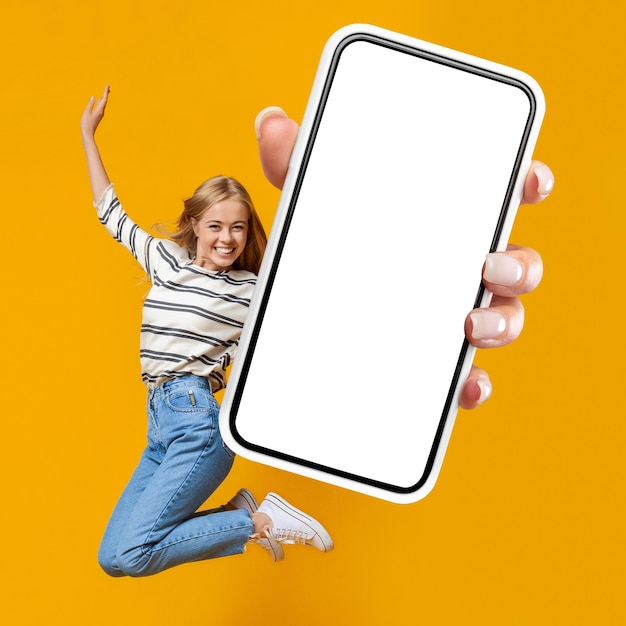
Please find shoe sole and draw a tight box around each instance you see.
[266,493,334,552]
[231,488,258,514]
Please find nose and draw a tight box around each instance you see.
[219,228,234,243]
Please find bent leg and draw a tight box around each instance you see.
[114,377,253,577]
[98,434,163,576]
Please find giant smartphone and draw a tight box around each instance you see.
[220,24,545,503]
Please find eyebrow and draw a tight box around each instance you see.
[205,219,247,225]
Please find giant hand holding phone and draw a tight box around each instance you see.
[220,24,545,503]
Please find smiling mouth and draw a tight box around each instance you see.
[215,247,236,254]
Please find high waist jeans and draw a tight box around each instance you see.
[98,375,254,577]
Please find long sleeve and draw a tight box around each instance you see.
[94,184,155,275]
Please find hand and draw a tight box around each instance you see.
[80,86,112,201]
[254,107,554,410]
[459,161,552,409]
[81,85,110,140]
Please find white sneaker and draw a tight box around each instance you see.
[227,489,284,562]
[257,493,334,552]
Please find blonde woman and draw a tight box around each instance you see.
[81,86,333,577]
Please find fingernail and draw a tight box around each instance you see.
[477,377,493,404]
[484,253,523,286]
[469,310,507,340]
[254,106,287,140]
[535,164,554,197]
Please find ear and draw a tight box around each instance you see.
[190,217,199,237]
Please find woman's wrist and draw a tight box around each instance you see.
[81,130,97,145]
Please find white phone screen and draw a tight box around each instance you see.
[223,28,541,500]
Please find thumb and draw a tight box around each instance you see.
[255,107,299,189]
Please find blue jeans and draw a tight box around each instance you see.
[98,375,254,577]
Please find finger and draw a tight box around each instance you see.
[482,244,543,298]
[94,85,110,115]
[255,107,299,189]
[465,295,524,349]
[459,365,492,410]
[83,95,95,115]
[521,160,554,205]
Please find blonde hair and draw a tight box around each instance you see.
[170,175,267,275]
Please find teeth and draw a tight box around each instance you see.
[215,248,234,254]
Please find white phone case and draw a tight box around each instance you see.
[220,24,545,503]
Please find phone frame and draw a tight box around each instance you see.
[220,24,545,503]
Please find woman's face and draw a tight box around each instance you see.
[191,198,249,271]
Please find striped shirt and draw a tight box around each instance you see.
[95,184,257,391]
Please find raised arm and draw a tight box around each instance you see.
[80,85,112,202]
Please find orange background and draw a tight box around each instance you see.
[1,1,624,624]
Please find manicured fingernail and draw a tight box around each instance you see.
[535,164,554,196]
[477,377,492,404]
[469,310,507,340]
[484,253,523,286]
[254,106,287,139]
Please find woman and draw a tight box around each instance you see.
[82,86,333,577]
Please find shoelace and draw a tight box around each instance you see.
[252,536,274,548]
[264,525,310,545]
[251,535,282,559]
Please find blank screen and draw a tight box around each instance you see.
[230,35,534,492]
